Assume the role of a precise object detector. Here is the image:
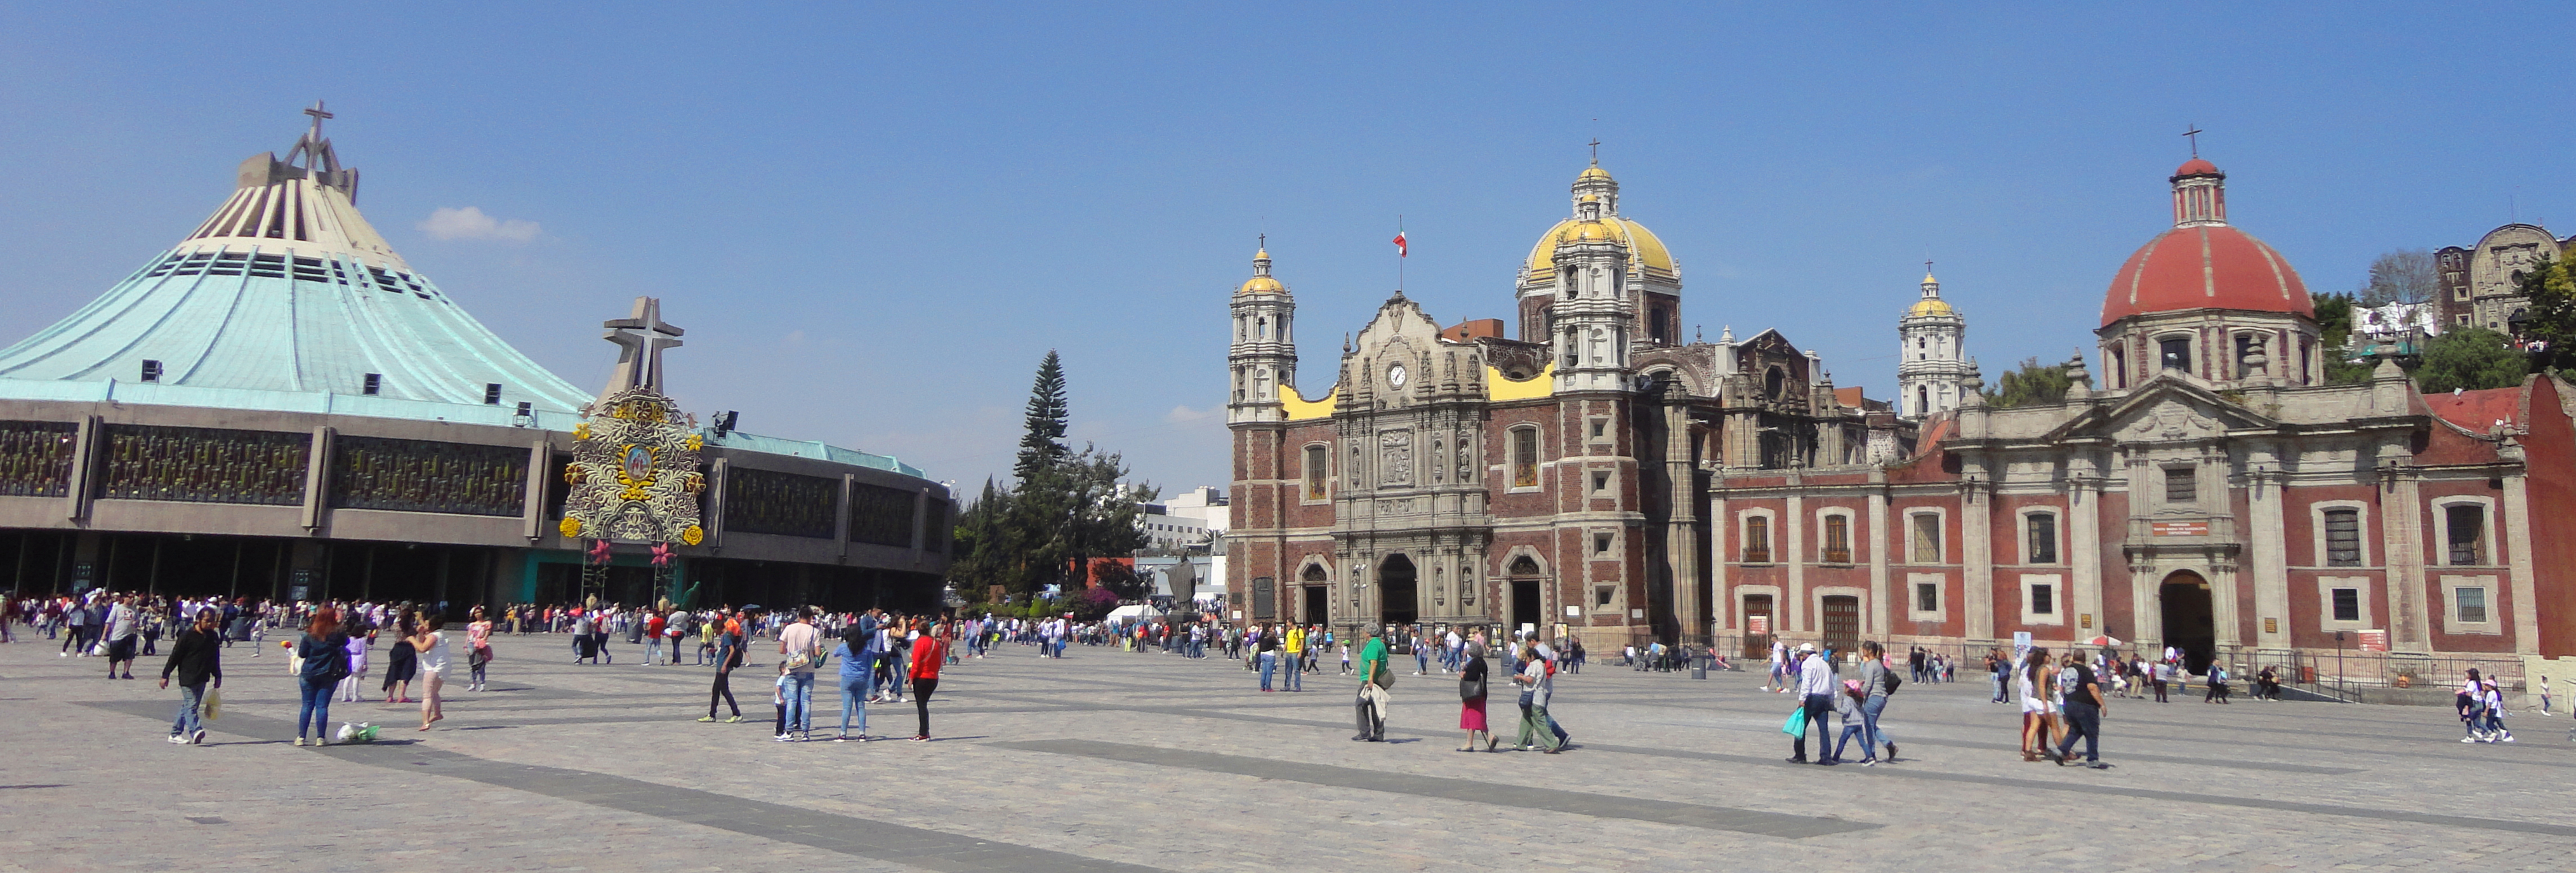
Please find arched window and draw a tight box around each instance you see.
[1764,367,1786,400]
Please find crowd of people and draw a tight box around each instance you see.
[13,589,2564,759]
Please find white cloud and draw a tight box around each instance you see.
[418,206,541,243]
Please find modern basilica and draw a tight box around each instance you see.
[0,109,955,612]
[1226,156,2576,673]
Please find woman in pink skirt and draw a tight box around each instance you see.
[1456,635,1495,752]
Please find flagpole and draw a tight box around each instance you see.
[1397,215,1405,293]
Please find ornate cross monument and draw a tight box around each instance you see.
[563,297,707,556]
[598,296,687,402]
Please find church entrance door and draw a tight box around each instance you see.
[1378,554,1418,627]
[1302,586,1328,625]
[2160,571,2217,674]
[1506,556,1543,634]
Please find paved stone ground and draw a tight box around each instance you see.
[4,631,2573,872]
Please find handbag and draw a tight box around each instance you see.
[1781,705,1809,736]
[1459,672,1486,702]
[202,688,222,721]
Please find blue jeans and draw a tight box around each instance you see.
[783,672,816,734]
[1831,720,1868,761]
[646,638,663,663]
[838,675,869,736]
[876,652,906,698]
[171,683,206,737]
[1284,656,1302,691]
[297,676,334,739]
[1859,695,1889,759]
[2056,702,2102,763]
[1258,652,1276,690]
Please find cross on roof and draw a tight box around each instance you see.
[602,297,685,397]
[2183,124,2203,157]
[304,100,333,142]
[1589,138,1601,166]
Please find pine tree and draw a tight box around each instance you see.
[1014,350,1071,484]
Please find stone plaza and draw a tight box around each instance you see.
[4,634,2572,872]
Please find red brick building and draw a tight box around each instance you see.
[1227,156,2576,670]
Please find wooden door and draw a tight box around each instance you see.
[1821,595,1860,656]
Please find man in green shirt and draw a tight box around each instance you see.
[1352,626,1390,742]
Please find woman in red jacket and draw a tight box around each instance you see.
[908,618,946,742]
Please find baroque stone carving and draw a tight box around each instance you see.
[1379,429,1413,486]
[2124,403,2219,443]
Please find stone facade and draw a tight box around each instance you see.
[1225,165,1905,646]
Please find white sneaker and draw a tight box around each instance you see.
[2462,735,2479,743]
[166,734,186,744]
[2502,733,2516,742]
[192,730,208,745]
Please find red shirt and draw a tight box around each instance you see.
[909,635,946,680]
[646,615,666,638]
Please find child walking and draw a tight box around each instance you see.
[772,662,791,740]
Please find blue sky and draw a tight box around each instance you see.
[3,3,2568,495]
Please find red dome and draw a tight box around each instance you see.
[2173,157,2221,177]
[2101,225,2312,327]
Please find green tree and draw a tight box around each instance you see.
[1982,357,2071,408]
[952,355,1156,601]
[1013,350,1070,485]
[2415,327,2526,394]
[946,478,1020,603]
[2311,292,2376,385]
[2514,255,2576,372]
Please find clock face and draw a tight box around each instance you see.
[1387,364,1408,388]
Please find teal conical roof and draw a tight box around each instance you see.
[0,106,591,423]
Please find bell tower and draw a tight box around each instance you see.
[1228,243,1297,424]
[1896,267,1969,419]
[1552,192,1635,394]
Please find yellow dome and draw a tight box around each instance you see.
[1907,297,1955,317]
[1524,217,1675,276]
[1238,276,1285,295]
[1578,166,1612,181]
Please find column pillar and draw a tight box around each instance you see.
[2071,470,2104,640]
[1866,472,1889,638]
[2248,462,2291,653]
[1785,483,1806,634]
[1961,478,1994,644]
[1663,396,1700,642]
[2210,554,2243,649]
[2502,462,2540,655]
[2381,463,2431,653]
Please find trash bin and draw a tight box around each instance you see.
[2299,665,2315,684]
[1691,655,1708,680]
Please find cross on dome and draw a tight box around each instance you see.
[2183,124,2203,157]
